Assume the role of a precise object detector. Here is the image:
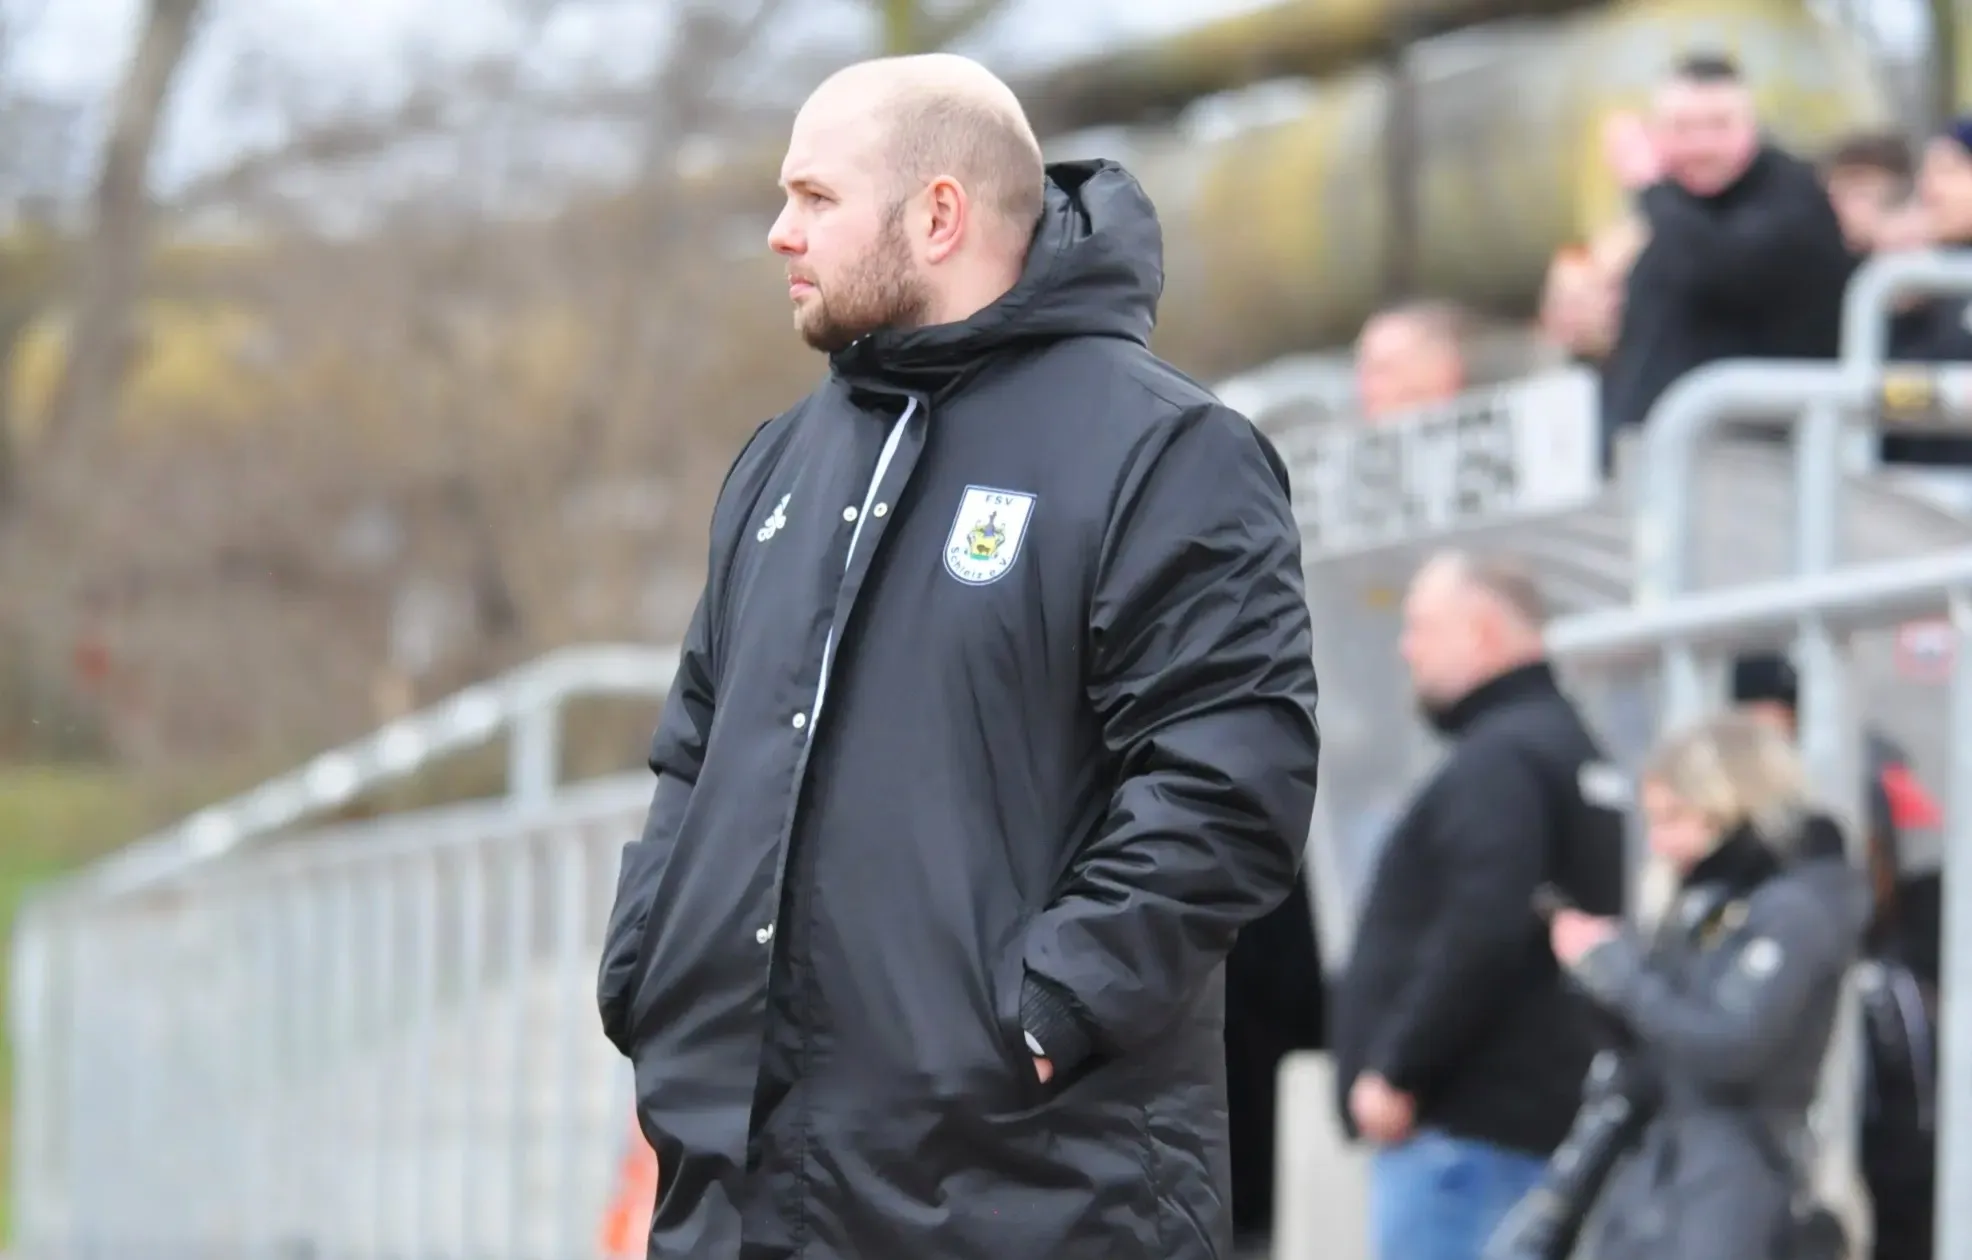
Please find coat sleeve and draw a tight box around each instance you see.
[1569,879,1860,1089]
[1017,403,1322,1071]
[598,594,717,1051]
[597,420,771,1052]
[1367,745,1552,1094]
[1636,177,1848,310]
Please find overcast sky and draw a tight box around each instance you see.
[2,0,1930,196]
[5,0,1272,188]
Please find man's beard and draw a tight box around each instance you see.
[797,212,930,354]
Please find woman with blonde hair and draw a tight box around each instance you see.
[1487,713,1869,1260]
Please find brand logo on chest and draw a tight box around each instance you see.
[755,493,790,543]
[943,485,1037,585]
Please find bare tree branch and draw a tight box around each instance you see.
[43,0,206,453]
[0,0,837,760]
[918,0,1009,53]
[170,0,1018,220]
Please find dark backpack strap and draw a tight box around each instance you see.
[1860,957,1938,1132]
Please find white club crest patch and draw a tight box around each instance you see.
[943,485,1036,586]
[1739,937,1783,978]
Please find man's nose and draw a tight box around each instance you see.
[768,208,801,256]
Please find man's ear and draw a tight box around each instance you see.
[922,176,966,264]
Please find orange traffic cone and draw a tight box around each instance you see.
[599,1117,660,1259]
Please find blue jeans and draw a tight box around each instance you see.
[1370,1129,1548,1260]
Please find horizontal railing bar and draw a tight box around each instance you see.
[1548,547,1972,663]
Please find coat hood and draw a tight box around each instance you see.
[830,159,1164,395]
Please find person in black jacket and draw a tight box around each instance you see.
[1600,53,1855,440]
[1890,117,1972,369]
[1879,116,1972,472]
[1333,550,1627,1260]
[594,53,1323,1260]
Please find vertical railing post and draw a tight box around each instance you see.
[1839,251,1972,472]
[1789,398,1870,1246]
[1936,587,1972,1260]
[8,915,55,1251]
[509,696,562,809]
[1631,363,1859,728]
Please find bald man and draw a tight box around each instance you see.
[597,54,1322,1260]
[1354,300,1469,422]
[1332,550,1625,1260]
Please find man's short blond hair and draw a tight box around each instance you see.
[1432,549,1549,630]
[885,90,1046,234]
[804,55,1048,241]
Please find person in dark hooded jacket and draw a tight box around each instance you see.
[595,53,1322,1260]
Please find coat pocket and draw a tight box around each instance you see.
[598,837,671,1048]
[990,921,1052,1114]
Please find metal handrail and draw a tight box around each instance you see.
[41,643,679,905]
[1839,250,1972,386]
[1547,547,1972,661]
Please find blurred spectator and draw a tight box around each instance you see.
[1882,119,1972,366]
[1823,131,1915,255]
[1876,197,1935,256]
[1730,651,1941,1260]
[1496,715,1866,1260]
[1355,299,1471,420]
[1333,550,1627,1260]
[1598,53,1854,439]
[1864,119,1972,480]
[1729,650,1943,965]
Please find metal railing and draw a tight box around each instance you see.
[60,643,680,902]
[13,776,652,1260]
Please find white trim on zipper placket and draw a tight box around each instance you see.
[808,397,916,729]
